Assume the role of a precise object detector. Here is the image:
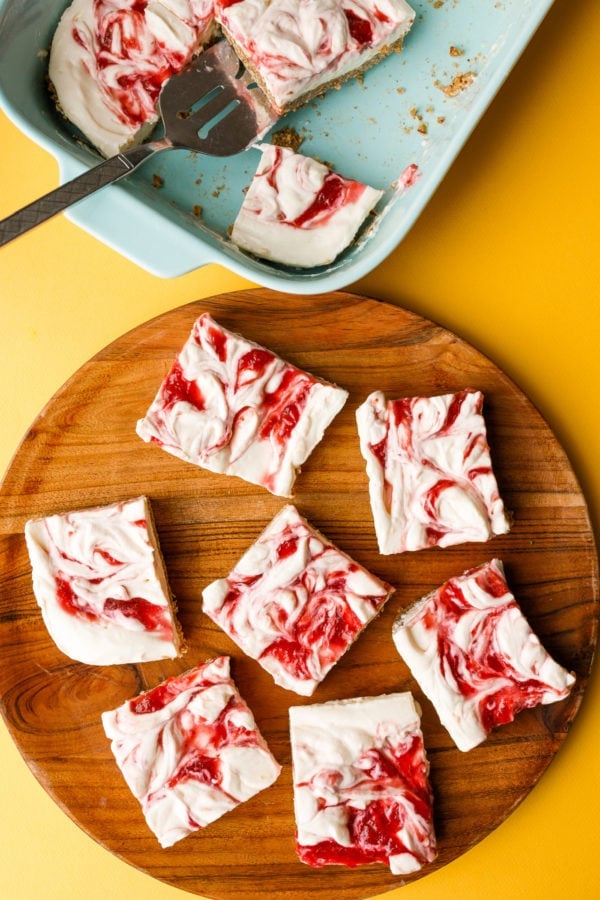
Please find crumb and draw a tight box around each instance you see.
[396,87,405,94]
[434,71,476,97]
[408,106,428,133]
[433,0,444,7]
[192,205,202,218]
[270,126,304,152]
[152,174,164,189]
[437,115,446,124]
[449,46,464,57]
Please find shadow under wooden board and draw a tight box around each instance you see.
[0,289,598,900]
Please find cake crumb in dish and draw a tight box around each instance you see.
[435,70,476,96]
[270,126,304,152]
[392,162,420,191]
[102,656,281,847]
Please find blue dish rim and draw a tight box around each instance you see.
[0,0,555,292]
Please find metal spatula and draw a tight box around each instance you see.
[0,40,277,247]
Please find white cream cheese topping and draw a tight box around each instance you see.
[231,144,384,268]
[356,388,511,554]
[102,656,281,846]
[136,313,348,497]
[392,559,576,751]
[24,496,182,665]
[289,692,436,873]
[202,504,393,695]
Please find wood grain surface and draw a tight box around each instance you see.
[0,289,597,900]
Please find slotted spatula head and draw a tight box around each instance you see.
[160,39,278,156]
[0,40,279,247]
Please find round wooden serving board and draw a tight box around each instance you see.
[0,290,598,900]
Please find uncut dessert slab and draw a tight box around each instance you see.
[0,289,598,900]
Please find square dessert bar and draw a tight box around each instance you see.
[231,144,384,268]
[356,388,511,554]
[216,0,415,114]
[392,559,576,752]
[51,0,415,158]
[24,496,184,666]
[102,656,281,847]
[136,313,348,497]
[49,0,218,158]
[289,692,437,874]
[202,504,394,695]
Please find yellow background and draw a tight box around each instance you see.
[1,0,599,897]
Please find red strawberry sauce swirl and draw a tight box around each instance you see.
[55,569,173,637]
[298,734,434,868]
[217,517,387,685]
[420,563,569,732]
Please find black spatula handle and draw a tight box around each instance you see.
[0,143,159,247]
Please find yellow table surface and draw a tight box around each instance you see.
[1,1,599,897]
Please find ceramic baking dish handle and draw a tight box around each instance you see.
[0,144,160,247]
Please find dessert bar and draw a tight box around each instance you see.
[102,656,281,847]
[289,692,437,873]
[231,144,383,268]
[356,388,511,553]
[24,495,183,665]
[392,559,576,751]
[49,0,217,158]
[202,504,393,695]
[216,0,415,113]
[136,313,348,496]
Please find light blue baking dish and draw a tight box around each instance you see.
[0,0,554,291]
